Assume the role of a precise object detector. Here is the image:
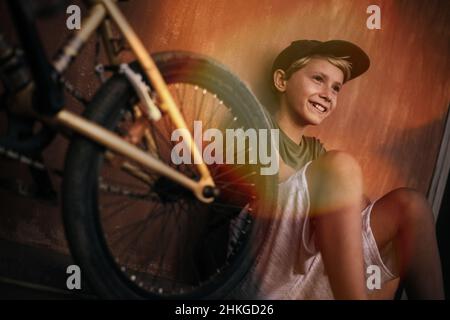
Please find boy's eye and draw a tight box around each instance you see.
[312,75,323,82]
[333,86,341,93]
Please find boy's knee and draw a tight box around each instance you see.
[314,150,363,189]
[308,150,363,213]
[386,187,433,224]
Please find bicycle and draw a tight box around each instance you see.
[1,0,277,299]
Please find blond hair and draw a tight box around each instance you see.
[284,54,352,82]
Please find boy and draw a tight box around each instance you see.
[233,40,444,299]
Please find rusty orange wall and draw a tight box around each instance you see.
[119,0,450,198]
[0,0,449,250]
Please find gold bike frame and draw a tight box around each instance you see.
[53,0,215,203]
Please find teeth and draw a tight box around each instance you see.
[311,102,326,113]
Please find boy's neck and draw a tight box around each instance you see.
[275,109,306,145]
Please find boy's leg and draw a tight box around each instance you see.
[307,151,367,299]
[368,278,400,299]
[370,188,444,299]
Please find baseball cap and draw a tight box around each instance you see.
[272,40,370,82]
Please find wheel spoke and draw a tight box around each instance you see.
[76,56,276,298]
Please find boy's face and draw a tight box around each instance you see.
[280,58,344,126]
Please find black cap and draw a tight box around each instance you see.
[272,40,370,82]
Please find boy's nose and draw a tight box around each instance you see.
[319,92,332,103]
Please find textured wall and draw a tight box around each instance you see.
[0,0,449,250]
[119,0,450,198]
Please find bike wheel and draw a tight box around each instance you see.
[63,51,277,299]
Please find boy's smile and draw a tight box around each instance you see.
[281,58,344,127]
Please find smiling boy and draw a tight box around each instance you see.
[232,40,444,300]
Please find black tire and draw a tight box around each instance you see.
[62,51,277,299]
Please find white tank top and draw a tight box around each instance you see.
[230,161,337,299]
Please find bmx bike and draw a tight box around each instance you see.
[0,0,277,299]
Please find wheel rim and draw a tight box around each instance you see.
[95,81,265,297]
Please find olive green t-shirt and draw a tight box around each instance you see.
[267,112,327,170]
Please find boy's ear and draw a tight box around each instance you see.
[273,69,287,93]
